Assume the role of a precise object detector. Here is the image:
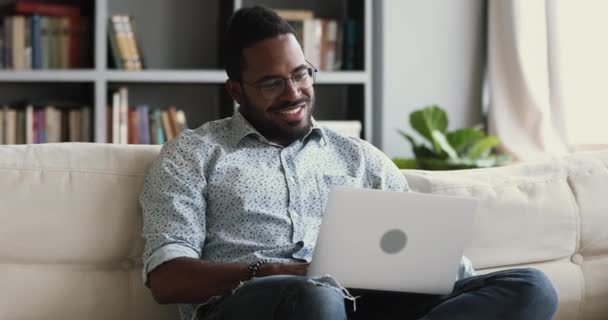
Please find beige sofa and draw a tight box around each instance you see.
[0,143,606,320]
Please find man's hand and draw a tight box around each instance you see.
[257,262,310,277]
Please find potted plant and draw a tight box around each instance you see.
[393,105,511,170]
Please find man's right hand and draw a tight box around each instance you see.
[257,262,310,277]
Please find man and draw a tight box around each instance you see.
[140,6,558,320]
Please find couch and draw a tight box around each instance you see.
[0,143,606,320]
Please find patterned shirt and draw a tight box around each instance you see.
[140,111,474,320]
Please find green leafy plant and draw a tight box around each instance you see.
[393,105,511,170]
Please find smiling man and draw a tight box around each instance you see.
[140,6,558,320]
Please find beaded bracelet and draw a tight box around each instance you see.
[247,260,267,280]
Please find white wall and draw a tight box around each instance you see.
[373,0,487,158]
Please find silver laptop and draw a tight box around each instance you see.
[308,187,478,294]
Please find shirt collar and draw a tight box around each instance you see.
[228,110,328,148]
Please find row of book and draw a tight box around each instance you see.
[109,87,187,145]
[108,14,143,70]
[274,9,358,71]
[0,104,91,144]
[0,1,87,69]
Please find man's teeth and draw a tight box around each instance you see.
[280,106,302,115]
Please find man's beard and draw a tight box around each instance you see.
[240,94,314,145]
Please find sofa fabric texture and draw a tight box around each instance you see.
[0,143,606,320]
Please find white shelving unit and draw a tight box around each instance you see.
[0,0,373,143]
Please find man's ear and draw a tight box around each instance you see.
[225,79,243,105]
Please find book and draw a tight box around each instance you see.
[176,110,187,133]
[11,15,26,69]
[24,16,31,69]
[120,15,142,70]
[273,9,313,43]
[68,109,81,142]
[14,1,80,17]
[167,106,179,137]
[39,16,50,68]
[25,104,33,143]
[303,19,322,68]
[160,110,174,140]
[343,19,357,70]
[0,106,4,143]
[81,106,90,142]
[36,109,45,143]
[31,14,41,69]
[14,1,82,68]
[127,107,138,144]
[118,87,128,144]
[151,109,165,144]
[108,15,143,70]
[48,17,60,68]
[45,105,60,143]
[107,15,123,69]
[5,108,16,144]
[111,92,120,143]
[16,110,25,144]
[58,16,69,69]
[137,105,150,144]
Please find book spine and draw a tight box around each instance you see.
[31,14,41,69]
[39,16,50,68]
[161,110,174,140]
[25,104,33,143]
[0,106,4,144]
[128,107,138,144]
[16,110,25,144]
[58,16,69,68]
[81,106,90,142]
[111,92,120,143]
[121,15,142,70]
[5,109,16,144]
[38,109,46,143]
[118,87,128,144]
[138,105,150,144]
[4,18,12,68]
[154,109,165,144]
[14,1,81,17]
[12,15,26,70]
[110,15,131,70]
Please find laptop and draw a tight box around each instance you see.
[308,187,478,294]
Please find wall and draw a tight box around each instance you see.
[373,0,487,158]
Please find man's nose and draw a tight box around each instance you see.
[281,78,301,100]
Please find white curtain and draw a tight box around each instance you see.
[487,0,608,160]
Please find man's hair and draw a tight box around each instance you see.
[223,6,298,81]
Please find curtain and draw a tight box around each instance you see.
[487,0,569,161]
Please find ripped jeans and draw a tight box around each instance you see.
[196,268,558,320]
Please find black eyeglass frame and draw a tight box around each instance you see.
[239,60,318,100]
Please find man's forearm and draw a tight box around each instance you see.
[148,257,248,304]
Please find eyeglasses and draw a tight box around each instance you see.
[241,62,318,100]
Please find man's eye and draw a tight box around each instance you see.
[258,79,283,89]
[293,71,308,82]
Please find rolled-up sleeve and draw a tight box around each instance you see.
[140,133,207,286]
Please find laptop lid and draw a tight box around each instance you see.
[308,187,478,294]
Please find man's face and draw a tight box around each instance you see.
[232,33,315,146]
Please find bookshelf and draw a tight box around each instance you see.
[0,0,373,144]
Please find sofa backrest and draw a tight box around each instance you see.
[403,150,608,320]
[0,143,178,320]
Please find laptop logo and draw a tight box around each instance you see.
[380,229,407,254]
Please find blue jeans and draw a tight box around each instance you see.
[198,268,558,320]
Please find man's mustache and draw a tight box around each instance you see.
[270,97,310,112]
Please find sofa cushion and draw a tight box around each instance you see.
[403,150,608,320]
[0,143,178,320]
